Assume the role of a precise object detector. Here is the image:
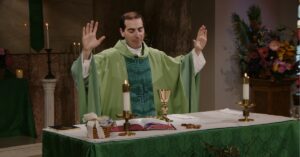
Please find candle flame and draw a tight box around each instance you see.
[77,43,81,46]
[244,73,249,78]
[124,80,128,84]
[45,23,49,30]
[73,42,76,46]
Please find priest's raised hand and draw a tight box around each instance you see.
[82,20,106,60]
[193,25,207,55]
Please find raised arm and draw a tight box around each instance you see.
[82,20,106,59]
[193,25,207,55]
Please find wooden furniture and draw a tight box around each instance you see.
[250,79,294,117]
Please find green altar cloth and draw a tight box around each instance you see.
[42,120,299,157]
[0,78,36,138]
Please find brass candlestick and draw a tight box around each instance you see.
[238,99,255,122]
[157,89,173,122]
[116,111,135,136]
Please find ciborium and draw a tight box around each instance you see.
[157,89,172,122]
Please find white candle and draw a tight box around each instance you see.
[242,73,250,100]
[16,69,23,79]
[73,42,76,54]
[45,23,50,48]
[77,42,81,55]
[122,80,131,111]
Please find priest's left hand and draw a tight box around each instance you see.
[193,25,207,55]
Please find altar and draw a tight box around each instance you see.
[42,109,299,157]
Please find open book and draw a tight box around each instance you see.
[111,118,175,132]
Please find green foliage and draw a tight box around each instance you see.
[247,5,261,24]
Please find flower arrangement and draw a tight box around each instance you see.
[232,5,297,80]
[0,48,13,69]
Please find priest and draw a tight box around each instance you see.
[71,11,207,119]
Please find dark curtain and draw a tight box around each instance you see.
[29,0,44,52]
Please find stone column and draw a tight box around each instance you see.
[42,79,57,127]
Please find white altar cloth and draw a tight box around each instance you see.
[43,108,294,143]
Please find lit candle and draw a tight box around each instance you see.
[45,23,50,49]
[16,69,23,79]
[24,23,30,52]
[77,42,81,55]
[122,80,131,111]
[73,42,76,54]
[243,73,250,100]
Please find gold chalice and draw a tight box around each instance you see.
[158,89,172,122]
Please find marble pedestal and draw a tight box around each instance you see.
[42,79,57,127]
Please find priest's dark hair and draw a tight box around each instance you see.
[119,11,144,31]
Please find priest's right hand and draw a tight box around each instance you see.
[82,20,106,60]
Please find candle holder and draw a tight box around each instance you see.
[238,99,255,122]
[157,89,173,122]
[44,48,55,79]
[116,111,135,136]
[16,69,24,79]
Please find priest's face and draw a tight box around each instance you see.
[120,18,145,49]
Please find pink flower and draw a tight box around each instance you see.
[285,63,292,70]
[269,40,280,51]
[273,59,289,73]
[277,65,286,73]
[275,60,287,73]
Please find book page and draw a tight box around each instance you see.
[112,118,174,131]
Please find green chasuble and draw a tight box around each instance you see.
[71,40,201,120]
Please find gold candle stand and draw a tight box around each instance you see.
[238,99,255,122]
[116,111,135,136]
[157,89,173,122]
